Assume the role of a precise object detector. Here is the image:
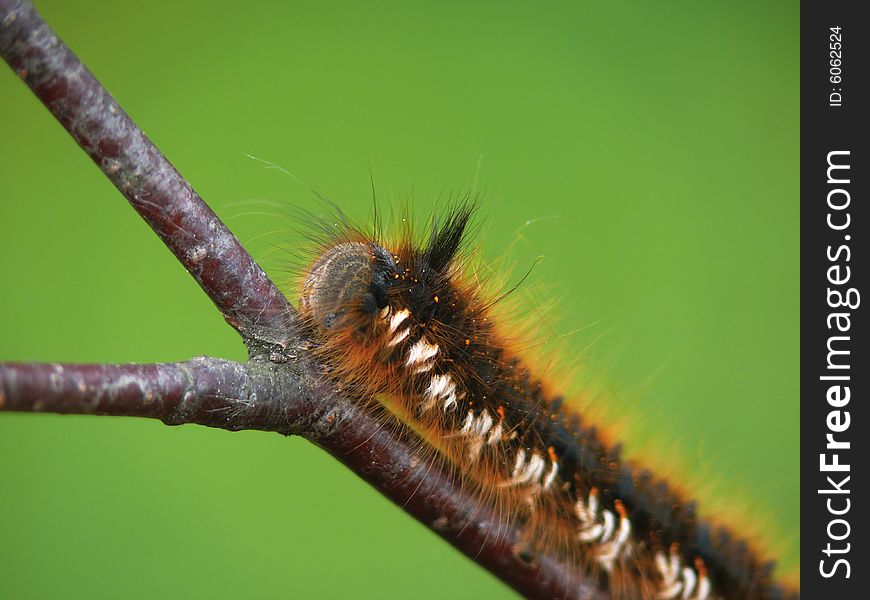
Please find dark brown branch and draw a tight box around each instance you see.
[0,1,607,598]
[0,359,302,431]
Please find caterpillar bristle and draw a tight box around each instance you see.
[289,201,798,600]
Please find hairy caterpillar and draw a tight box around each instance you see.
[294,202,798,600]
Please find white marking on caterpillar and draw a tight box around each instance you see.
[681,567,697,600]
[387,328,411,347]
[502,451,546,487]
[405,337,439,366]
[597,501,631,572]
[575,491,634,573]
[512,448,527,474]
[475,412,494,436]
[694,569,711,600]
[576,489,604,542]
[654,547,711,600]
[460,410,475,433]
[422,373,458,412]
[542,459,559,490]
[466,411,494,462]
[388,308,410,332]
[656,548,683,598]
[525,453,547,485]
[486,421,503,446]
[601,509,615,542]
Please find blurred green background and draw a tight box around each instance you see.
[1,1,798,598]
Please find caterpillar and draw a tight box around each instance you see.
[293,202,798,600]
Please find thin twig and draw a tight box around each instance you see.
[0,1,607,598]
[0,359,298,431]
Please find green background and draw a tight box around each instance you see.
[1,1,799,598]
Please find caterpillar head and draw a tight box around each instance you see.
[300,241,397,331]
[299,204,474,333]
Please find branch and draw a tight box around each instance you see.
[0,359,297,430]
[0,1,607,598]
